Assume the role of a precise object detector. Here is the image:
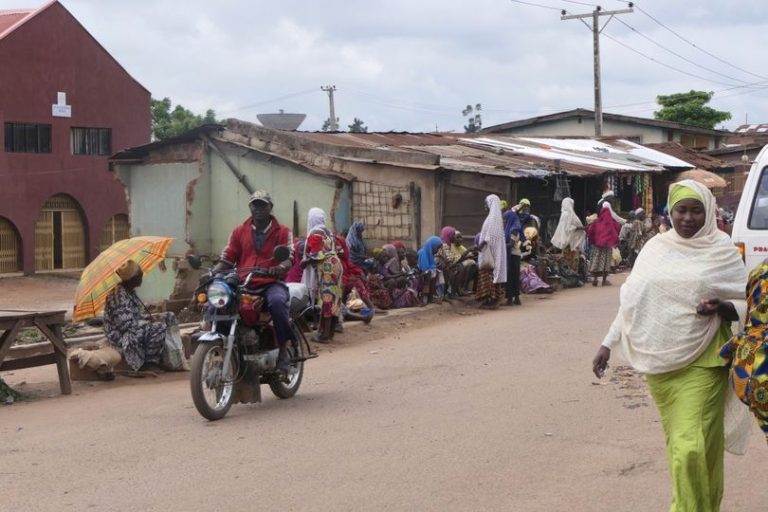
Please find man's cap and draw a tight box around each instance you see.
[248,190,272,205]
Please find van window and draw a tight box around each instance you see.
[749,166,768,229]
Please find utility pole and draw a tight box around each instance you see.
[561,4,633,136]
[321,85,338,131]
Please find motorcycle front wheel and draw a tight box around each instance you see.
[190,342,237,420]
[268,323,305,399]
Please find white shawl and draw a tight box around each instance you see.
[601,180,747,373]
[478,194,508,283]
[601,180,752,453]
[551,197,585,250]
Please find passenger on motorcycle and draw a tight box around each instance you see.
[213,190,295,371]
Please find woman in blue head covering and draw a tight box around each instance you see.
[417,236,445,304]
[345,221,374,272]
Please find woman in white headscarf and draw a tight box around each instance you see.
[474,194,507,309]
[592,180,750,512]
[301,207,343,342]
[551,197,585,273]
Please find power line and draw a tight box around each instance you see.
[508,0,563,12]
[602,31,749,88]
[560,0,599,7]
[219,88,319,115]
[613,17,759,86]
[612,0,768,81]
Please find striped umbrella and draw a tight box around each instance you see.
[73,236,174,321]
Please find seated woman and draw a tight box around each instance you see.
[345,221,375,273]
[380,244,419,308]
[335,234,374,321]
[438,226,466,298]
[519,227,552,294]
[103,260,178,372]
[417,236,446,304]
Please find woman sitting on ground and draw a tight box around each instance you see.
[380,244,419,308]
[103,260,178,372]
[417,236,446,304]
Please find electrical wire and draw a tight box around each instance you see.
[612,0,768,81]
[508,0,563,12]
[602,31,750,88]
[219,88,319,115]
[613,17,760,86]
[560,0,599,7]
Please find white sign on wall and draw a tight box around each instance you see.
[52,91,71,118]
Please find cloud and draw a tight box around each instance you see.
[13,0,768,131]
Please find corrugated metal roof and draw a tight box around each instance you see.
[645,142,724,171]
[735,124,768,134]
[114,121,695,180]
[290,130,690,177]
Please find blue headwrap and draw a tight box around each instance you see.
[417,236,443,271]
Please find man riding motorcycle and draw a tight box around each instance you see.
[212,190,295,371]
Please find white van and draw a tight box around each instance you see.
[732,144,768,271]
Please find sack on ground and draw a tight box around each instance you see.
[70,344,123,370]
[162,324,189,371]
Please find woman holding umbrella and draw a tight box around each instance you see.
[102,260,178,372]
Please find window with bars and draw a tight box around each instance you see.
[4,122,52,153]
[71,127,111,156]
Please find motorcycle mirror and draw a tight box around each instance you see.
[186,254,203,270]
[273,245,291,263]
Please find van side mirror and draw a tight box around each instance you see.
[273,245,291,263]
[186,254,203,270]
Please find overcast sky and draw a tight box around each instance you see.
[6,0,767,132]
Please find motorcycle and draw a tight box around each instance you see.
[186,246,316,421]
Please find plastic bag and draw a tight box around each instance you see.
[162,324,189,371]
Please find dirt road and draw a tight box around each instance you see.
[1,281,765,512]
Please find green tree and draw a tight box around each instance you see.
[348,118,368,133]
[321,117,340,132]
[462,103,482,133]
[653,90,731,129]
[151,97,219,140]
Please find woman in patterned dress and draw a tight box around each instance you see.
[720,259,768,444]
[103,260,177,371]
[474,194,507,309]
[302,208,344,342]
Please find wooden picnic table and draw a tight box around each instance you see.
[0,309,71,395]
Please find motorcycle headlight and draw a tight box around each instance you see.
[206,280,232,308]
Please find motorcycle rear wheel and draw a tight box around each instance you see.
[190,342,236,420]
[268,324,305,399]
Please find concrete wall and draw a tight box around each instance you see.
[500,118,667,143]
[115,141,351,305]
[208,144,349,254]
[116,162,199,303]
[334,160,439,245]
[493,118,719,149]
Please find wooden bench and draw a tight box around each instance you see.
[0,310,71,395]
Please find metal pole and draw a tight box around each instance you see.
[592,9,602,137]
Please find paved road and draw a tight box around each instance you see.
[1,280,765,511]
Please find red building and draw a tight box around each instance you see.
[0,0,150,274]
